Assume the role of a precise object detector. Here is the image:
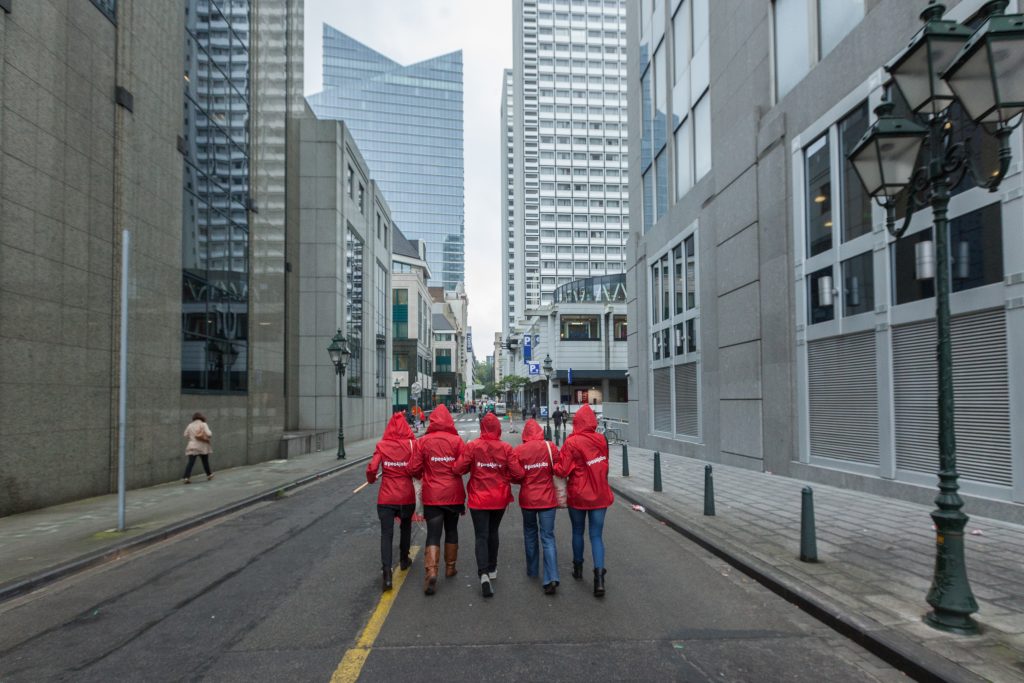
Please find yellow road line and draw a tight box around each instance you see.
[330,545,420,683]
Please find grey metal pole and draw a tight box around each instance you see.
[117,230,130,531]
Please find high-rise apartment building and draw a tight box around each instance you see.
[501,69,516,331]
[309,27,465,291]
[504,0,630,338]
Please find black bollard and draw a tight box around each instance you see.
[653,451,662,492]
[621,443,630,477]
[800,486,818,562]
[703,465,716,516]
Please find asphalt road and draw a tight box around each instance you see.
[0,424,901,682]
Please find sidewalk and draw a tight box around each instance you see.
[0,436,378,600]
[609,446,1024,683]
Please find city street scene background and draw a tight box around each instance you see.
[1,0,1024,681]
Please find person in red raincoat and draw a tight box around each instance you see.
[408,404,465,595]
[511,419,565,594]
[559,404,614,597]
[365,412,418,592]
[454,412,524,598]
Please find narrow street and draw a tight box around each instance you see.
[0,425,899,682]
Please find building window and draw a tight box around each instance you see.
[560,315,601,341]
[346,228,364,396]
[375,261,388,398]
[807,265,835,324]
[357,183,365,214]
[181,0,251,393]
[394,353,409,371]
[614,315,627,341]
[436,348,453,373]
[839,102,872,243]
[773,0,865,100]
[89,0,116,22]
[805,134,832,257]
[842,252,873,317]
[393,288,409,339]
[347,165,354,198]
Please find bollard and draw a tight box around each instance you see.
[703,465,716,516]
[800,486,818,562]
[621,443,630,477]
[653,451,662,492]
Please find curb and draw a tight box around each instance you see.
[0,455,371,605]
[611,483,983,683]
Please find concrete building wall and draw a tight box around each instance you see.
[0,0,303,515]
[294,116,389,443]
[626,0,1024,520]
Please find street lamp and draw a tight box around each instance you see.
[327,329,351,460]
[847,0,1024,635]
[393,377,401,413]
[542,353,554,440]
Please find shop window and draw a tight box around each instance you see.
[561,314,601,341]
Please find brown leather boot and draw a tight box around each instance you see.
[423,545,440,595]
[444,544,458,577]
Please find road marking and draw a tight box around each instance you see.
[330,545,420,683]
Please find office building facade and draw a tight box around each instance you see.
[504,0,630,343]
[626,0,1024,519]
[308,26,465,291]
[391,227,434,412]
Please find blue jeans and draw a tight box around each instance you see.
[568,507,606,569]
[522,508,559,585]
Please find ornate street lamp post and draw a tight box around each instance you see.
[847,0,1024,634]
[327,329,351,460]
[393,377,401,413]
[542,353,554,440]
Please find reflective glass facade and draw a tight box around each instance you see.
[309,27,465,290]
[181,0,251,393]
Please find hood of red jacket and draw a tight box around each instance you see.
[573,404,597,433]
[480,412,502,440]
[382,411,414,441]
[426,404,458,435]
[521,419,544,443]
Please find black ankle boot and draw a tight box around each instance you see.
[593,568,606,597]
[400,554,412,571]
[572,561,583,580]
[382,566,393,592]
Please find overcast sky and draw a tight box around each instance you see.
[304,0,513,361]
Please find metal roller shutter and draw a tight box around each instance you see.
[653,367,672,432]
[893,308,1011,486]
[808,331,879,465]
[674,362,699,437]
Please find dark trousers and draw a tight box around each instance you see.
[470,508,506,576]
[424,504,463,546]
[183,454,211,479]
[378,504,415,568]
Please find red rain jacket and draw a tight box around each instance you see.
[511,419,563,510]
[559,405,614,510]
[409,404,466,506]
[455,413,523,510]
[365,413,418,505]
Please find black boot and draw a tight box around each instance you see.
[593,568,606,597]
[572,561,583,580]
[382,566,393,592]
[399,553,412,571]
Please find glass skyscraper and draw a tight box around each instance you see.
[309,26,465,291]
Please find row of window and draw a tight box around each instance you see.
[558,314,628,341]
[773,0,865,100]
[649,229,700,364]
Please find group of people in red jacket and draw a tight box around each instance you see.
[365,403,614,599]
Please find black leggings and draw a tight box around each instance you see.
[470,508,505,576]
[424,505,463,546]
[378,504,414,568]
[183,454,211,479]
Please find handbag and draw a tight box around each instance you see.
[546,441,568,509]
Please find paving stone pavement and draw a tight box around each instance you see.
[609,446,1024,683]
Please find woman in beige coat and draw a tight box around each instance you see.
[183,412,214,484]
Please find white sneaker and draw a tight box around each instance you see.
[488,570,497,580]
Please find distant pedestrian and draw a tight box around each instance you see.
[559,404,613,597]
[455,413,523,598]
[553,406,563,432]
[409,404,465,595]
[182,412,214,484]
[366,412,417,592]
[512,419,567,594]
[531,404,538,420]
